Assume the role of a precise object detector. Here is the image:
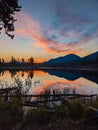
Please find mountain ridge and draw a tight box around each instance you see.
[43,51,98,67]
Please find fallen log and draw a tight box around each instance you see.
[0,87,18,92]
[88,106,98,118]
[0,93,97,98]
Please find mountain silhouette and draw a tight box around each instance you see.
[81,51,98,64]
[47,54,81,64]
[43,51,98,67]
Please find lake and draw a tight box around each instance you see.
[0,69,98,95]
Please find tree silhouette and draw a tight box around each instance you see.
[0,0,21,39]
[2,59,4,63]
[22,58,25,63]
[28,57,34,64]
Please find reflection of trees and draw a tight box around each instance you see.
[0,70,4,76]
[0,69,34,80]
[0,70,34,79]
[21,72,24,77]
[9,70,17,78]
[28,71,34,79]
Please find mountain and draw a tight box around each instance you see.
[82,51,98,63]
[43,51,98,67]
[43,54,81,67]
[47,54,81,64]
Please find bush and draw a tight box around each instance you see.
[82,106,92,119]
[24,108,53,124]
[54,105,67,119]
[93,96,98,108]
[68,102,84,119]
[0,87,23,129]
[0,100,23,129]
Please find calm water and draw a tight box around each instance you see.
[0,70,98,95]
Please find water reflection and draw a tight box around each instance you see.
[43,69,98,84]
[0,69,98,95]
[0,70,34,79]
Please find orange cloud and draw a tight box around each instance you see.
[15,12,41,39]
[15,12,90,55]
[34,58,47,63]
[15,12,51,51]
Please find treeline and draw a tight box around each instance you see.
[0,56,34,67]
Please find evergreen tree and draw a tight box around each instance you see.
[0,0,21,38]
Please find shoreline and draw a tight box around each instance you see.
[0,66,97,72]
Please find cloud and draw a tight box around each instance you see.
[15,12,72,53]
[15,12,41,40]
[14,9,98,54]
[48,0,98,49]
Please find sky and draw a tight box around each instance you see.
[0,0,98,63]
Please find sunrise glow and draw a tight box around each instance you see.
[0,0,98,62]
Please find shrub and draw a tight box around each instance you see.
[68,102,84,119]
[93,96,98,108]
[82,106,92,119]
[54,105,67,120]
[24,108,53,124]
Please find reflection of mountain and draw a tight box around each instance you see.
[0,69,97,84]
[44,70,80,80]
[42,51,98,84]
[43,51,98,68]
[44,69,98,84]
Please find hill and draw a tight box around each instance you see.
[43,51,98,68]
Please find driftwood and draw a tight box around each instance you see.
[0,88,98,118]
[22,102,41,107]
[0,87,17,92]
[0,87,18,101]
[88,106,98,118]
[0,93,97,103]
[24,98,60,104]
[0,93,97,98]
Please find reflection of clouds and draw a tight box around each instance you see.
[32,79,98,95]
[31,80,79,95]
[0,71,98,95]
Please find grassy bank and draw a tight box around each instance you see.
[0,99,98,130]
[0,78,98,130]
